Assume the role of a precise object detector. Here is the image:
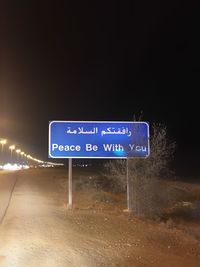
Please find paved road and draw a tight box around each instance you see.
[0,171,18,224]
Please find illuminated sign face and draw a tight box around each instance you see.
[49,121,149,158]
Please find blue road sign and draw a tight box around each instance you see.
[49,121,149,158]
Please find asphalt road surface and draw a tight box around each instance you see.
[0,171,18,225]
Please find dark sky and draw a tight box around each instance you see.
[0,1,200,172]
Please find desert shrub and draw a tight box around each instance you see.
[104,123,176,218]
[103,159,127,193]
[74,174,118,191]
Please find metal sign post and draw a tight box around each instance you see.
[126,158,130,211]
[126,158,134,212]
[67,158,73,209]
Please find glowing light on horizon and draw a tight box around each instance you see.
[9,145,15,150]
[0,137,62,168]
[2,163,30,171]
[0,139,7,145]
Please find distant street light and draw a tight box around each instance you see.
[16,149,21,164]
[20,151,25,164]
[9,145,15,163]
[0,139,7,154]
[0,139,7,164]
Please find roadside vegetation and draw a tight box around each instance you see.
[103,122,177,218]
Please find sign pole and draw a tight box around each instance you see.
[126,157,130,211]
[67,158,73,209]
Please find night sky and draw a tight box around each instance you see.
[0,1,200,174]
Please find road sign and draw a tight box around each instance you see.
[49,121,149,158]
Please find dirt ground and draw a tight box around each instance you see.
[0,168,200,267]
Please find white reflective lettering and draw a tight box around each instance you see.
[52,144,58,151]
[86,144,98,151]
[52,144,81,152]
[129,144,135,151]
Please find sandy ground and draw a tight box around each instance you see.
[0,169,200,267]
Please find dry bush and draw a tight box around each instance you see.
[104,123,176,218]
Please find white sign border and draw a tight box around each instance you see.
[48,120,150,159]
